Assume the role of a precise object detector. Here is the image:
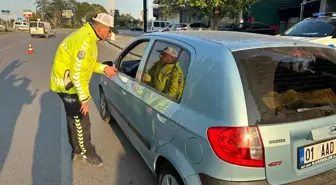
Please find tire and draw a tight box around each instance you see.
[99,88,114,123]
[158,162,184,185]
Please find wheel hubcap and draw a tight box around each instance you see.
[161,174,179,185]
[100,93,106,118]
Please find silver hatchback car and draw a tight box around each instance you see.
[98,31,336,185]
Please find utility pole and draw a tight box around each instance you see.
[143,0,147,33]
[300,0,321,21]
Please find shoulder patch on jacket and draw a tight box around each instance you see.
[77,50,86,60]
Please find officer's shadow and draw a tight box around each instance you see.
[0,60,38,173]
[32,90,73,185]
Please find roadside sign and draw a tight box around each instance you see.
[62,10,74,18]
[23,9,32,18]
[1,10,10,14]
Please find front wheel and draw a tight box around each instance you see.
[158,162,184,185]
[99,88,114,123]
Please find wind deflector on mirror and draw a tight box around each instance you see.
[232,47,336,125]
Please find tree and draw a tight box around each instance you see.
[34,0,108,27]
[154,0,260,29]
[114,9,120,26]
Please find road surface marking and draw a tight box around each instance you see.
[0,38,32,52]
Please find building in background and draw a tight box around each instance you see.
[153,0,336,30]
[248,0,336,34]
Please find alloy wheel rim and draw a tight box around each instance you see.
[100,93,107,118]
[161,174,179,185]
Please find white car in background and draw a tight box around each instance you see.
[279,12,336,48]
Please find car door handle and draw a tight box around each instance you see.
[122,89,126,95]
[156,113,167,123]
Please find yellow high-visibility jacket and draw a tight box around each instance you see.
[50,23,107,103]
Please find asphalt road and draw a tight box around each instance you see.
[0,31,156,185]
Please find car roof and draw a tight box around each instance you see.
[144,31,328,51]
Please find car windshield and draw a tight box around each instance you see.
[283,19,336,37]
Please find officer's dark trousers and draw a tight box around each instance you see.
[58,93,95,158]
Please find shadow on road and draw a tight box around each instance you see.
[32,91,73,185]
[90,74,156,185]
[0,60,37,173]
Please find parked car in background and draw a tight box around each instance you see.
[13,21,28,30]
[0,25,5,31]
[279,12,336,48]
[232,22,277,35]
[98,30,336,185]
[130,27,143,32]
[29,21,56,38]
[147,20,171,32]
[159,24,174,32]
[172,23,209,31]
[218,23,235,31]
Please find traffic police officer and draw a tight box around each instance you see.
[49,13,117,167]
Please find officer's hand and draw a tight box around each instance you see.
[104,66,118,78]
[80,102,89,115]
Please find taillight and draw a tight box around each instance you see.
[207,126,265,167]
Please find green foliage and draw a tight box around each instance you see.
[114,9,143,28]
[155,0,260,28]
[34,0,108,27]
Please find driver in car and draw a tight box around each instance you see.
[143,47,184,100]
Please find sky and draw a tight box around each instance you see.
[0,0,154,20]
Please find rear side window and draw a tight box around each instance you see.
[141,41,191,102]
[30,22,37,27]
[38,23,44,27]
[233,47,336,125]
[154,22,160,27]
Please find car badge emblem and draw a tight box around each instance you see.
[329,126,336,135]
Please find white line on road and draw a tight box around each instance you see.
[0,38,32,52]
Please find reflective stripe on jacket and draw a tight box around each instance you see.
[49,23,107,102]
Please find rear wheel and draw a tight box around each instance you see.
[99,88,114,123]
[158,162,184,185]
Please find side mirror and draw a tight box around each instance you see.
[103,61,114,66]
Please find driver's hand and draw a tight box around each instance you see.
[104,66,118,78]
[143,73,152,83]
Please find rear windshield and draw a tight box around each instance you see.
[233,47,336,125]
[30,22,37,27]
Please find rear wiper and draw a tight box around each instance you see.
[297,105,333,112]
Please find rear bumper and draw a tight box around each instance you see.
[199,168,336,185]
[199,174,268,185]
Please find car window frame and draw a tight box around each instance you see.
[138,38,192,104]
[114,38,153,81]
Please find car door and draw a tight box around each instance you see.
[127,37,193,160]
[103,38,152,130]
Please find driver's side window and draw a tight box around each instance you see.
[118,40,150,79]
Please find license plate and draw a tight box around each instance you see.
[298,138,336,169]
